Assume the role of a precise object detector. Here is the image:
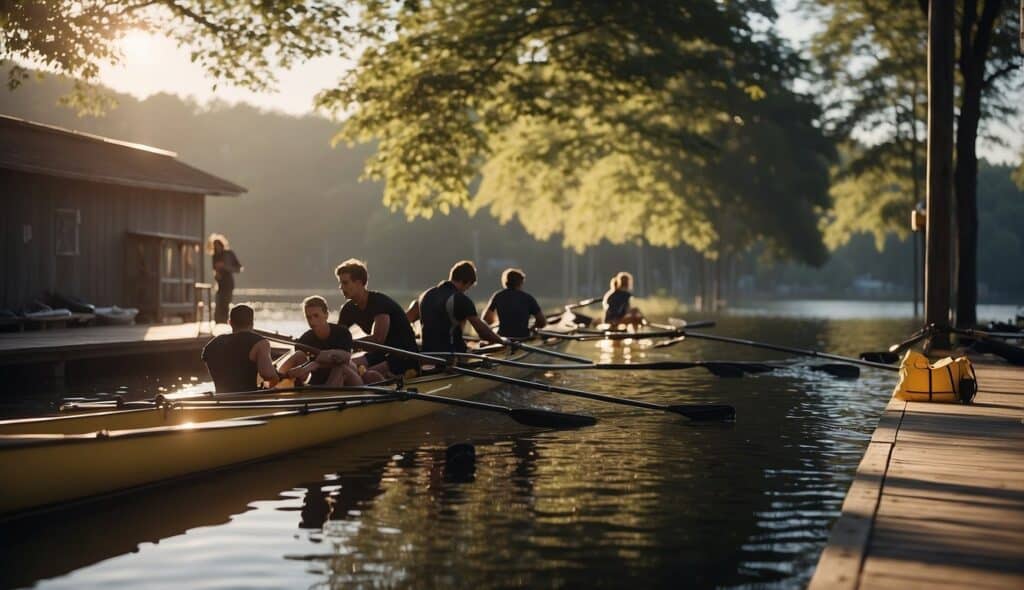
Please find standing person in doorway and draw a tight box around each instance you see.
[603,271,645,329]
[209,233,242,324]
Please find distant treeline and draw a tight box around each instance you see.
[2,73,1022,303]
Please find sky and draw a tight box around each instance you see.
[95,7,1021,164]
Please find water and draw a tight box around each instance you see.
[0,314,913,589]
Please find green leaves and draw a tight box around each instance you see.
[1,0,350,109]
[325,0,834,262]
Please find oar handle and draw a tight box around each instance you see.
[253,328,321,355]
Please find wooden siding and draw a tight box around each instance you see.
[1,169,204,309]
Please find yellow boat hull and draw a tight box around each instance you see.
[0,344,562,517]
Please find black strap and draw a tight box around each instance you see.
[927,365,933,401]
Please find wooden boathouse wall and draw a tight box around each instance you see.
[0,114,246,320]
[1,169,205,310]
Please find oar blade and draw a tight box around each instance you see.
[860,351,901,364]
[509,408,597,428]
[654,335,686,349]
[811,363,861,379]
[668,404,736,422]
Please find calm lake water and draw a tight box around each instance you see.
[2,311,920,589]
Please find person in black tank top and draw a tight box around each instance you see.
[276,296,372,386]
[202,305,280,393]
[483,268,546,339]
[407,260,504,354]
[334,259,420,379]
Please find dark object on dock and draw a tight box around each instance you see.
[44,292,95,315]
[967,335,1024,366]
[444,443,476,482]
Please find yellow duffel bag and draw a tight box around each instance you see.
[892,350,977,404]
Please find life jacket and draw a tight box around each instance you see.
[892,350,977,404]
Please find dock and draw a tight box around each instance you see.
[810,360,1024,589]
[0,323,213,366]
[0,323,215,381]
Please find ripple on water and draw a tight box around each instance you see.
[2,315,906,590]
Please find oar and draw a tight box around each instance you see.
[350,339,736,422]
[671,330,896,374]
[194,388,595,428]
[606,328,861,379]
[544,296,601,323]
[665,318,718,330]
[514,341,593,363]
[432,351,775,378]
[252,330,598,428]
[857,325,931,364]
[537,328,687,342]
[946,326,1024,365]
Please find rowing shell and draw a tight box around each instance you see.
[0,340,567,519]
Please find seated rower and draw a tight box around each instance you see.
[276,295,377,386]
[603,271,645,329]
[408,260,505,354]
[483,267,546,339]
[335,259,421,380]
[202,304,279,393]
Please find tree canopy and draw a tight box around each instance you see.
[0,0,348,111]
[319,0,835,264]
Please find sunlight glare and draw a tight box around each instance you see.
[118,30,157,66]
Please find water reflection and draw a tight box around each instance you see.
[1,315,908,589]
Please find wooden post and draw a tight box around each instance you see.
[924,0,954,349]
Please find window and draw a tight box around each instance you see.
[55,209,80,256]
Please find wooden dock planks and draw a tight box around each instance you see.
[810,361,1024,589]
[0,323,214,366]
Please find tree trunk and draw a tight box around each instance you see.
[953,0,1003,328]
[954,84,980,328]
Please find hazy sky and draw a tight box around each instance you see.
[96,7,1021,163]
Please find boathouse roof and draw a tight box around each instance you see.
[0,115,246,196]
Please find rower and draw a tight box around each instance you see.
[603,271,645,328]
[201,304,279,393]
[482,267,546,339]
[335,259,421,379]
[407,260,504,354]
[276,295,376,386]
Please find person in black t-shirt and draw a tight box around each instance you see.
[483,268,546,339]
[335,259,420,379]
[407,260,504,354]
[603,271,645,328]
[202,305,279,393]
[276,296,371,386]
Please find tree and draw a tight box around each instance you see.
[319,0,835,270]
[808,0,1022,324]
[0,0,348,112]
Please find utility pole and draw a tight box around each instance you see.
[924,0,954,349]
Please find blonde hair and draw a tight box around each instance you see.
[207,233,230,254]
[612,271,633,290]
[302,295,329,313]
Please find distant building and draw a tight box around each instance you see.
[0,115,245,322]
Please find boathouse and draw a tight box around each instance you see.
[0,115,245,322]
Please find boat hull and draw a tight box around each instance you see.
[0,343,564,517]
